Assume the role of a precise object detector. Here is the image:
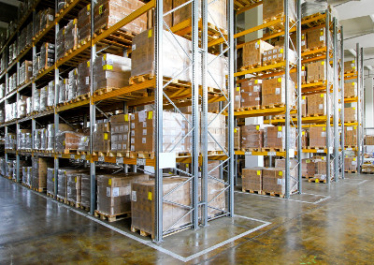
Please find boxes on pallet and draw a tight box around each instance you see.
[344,107,357,122]
[206,113,226,152]
[275,158,298,178]
[302,158,316,177]
[47,123,73,151]
[308,126,331,147]
[57,168,89,201]
[93,54,132,92]
[68,69,78,101]
[40,128,47,150]
[262,76,296,107]
[56,131,84,152]
[18,129,32,150]
[97,173,149,217]
[58,79,69,104]
[241,125,263,149]
[262,167,297,195]
[242,168,262,192]
[56,26,65,61]
[19,60,32,85]
[362,164,374,173]
[47,80,55,107]
[365,135,374,145]
[65,19,78,53]
[344,60,356,73]
[240,79,262,109]
[306,60,332,83]
[93,120,111,153]
[67,174,82,205]
[22,166,32,186]
[242,40,274,69]
[344,82,357,98]
[306,27,331,50]
[26,22,33,46]
[94,0,147,35]
[314,160,334,178]
[5,133,16,149]
[234,86,241,110]
[77,60,91,96]
[32,157,54,191]
[47,167,54,195]
[234,127,241,150]
[18,95,28,118]
[34,10,41,35]
[78,4,91,46]
[78,134,90,152]
[40,43,55,71]
[58,0,66,12]
[40,86,48,111]
[290,32,307,51]
[263,46,297,65]
[344,157,357,171]
[40,8,54,31]
[33,129,41,149]
[263,0,296,23]
[344,126,357,146]
[80,174,90,209]
[290,68,307,85]
[110,113,131,152]
[264,126,296,149]
[33,55,40,77]
[306,93,327,116]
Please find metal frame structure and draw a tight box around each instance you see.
[340,25,345,180]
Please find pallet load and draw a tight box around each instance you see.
[344,82,357,98]
[344,126,357,146]
[362,164,374,174]
[344,107,357,122]
[19,60,32,85]
[80,174,91,210]
[290,67,307,85]
[18,129,32,150]
[263,126,296,150]
[110,113,130,154]
[262,167,297,197]
[78,4,91,46]
[32,157,54,192]
[297,130,308,148]
[262,76,296,107]
[77,60,91,97]
[96,173,149,221]
[4,133,16,149]
[344,60,356,73]
[47,123,73,151]
[64,19,78,54]
[47,80,55,107]
[240,79,262,109]
[40,43,55,72]
[241,125,263,150]
[306,61,332,83]
[93,54,132,92]
[242,40,274,69]
[57,168,89,203]
[365,135,374,145]
[56,131,85,153]
[56,26,65,61]
[242,168,262,193]
[40,86,48,111]
[47,167,54,196]
[344,157,357,172]
[234,86,241,110]
[40,8,54,32]
[302,159,316,178]
[234,127,241,150]
[18,95,28,118]
[263,0,296,24]
[290,32,307,52]
[206,113,226,152]
[306,27,331,50]
[67,69,78,101]
[93,120,111,153]
[312,160,334,182]
[308,126,331,148]
[67,174,83,207]
[263,46,296,65]
[22,166,33,187]
[306,93,327,116]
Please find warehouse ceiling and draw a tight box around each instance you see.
[0,0,19,35]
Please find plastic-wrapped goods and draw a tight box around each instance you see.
[199,53,228,92]
[32,157,54,191]
[93,120,111,152]
[242,168,263,192]
[206,113,226,152]
[77,60,91,96]
[40,43,55,71]
[262,167,298,195]
[57,168,89,201]
[68,68,78,101]
[18,95,28,118]
[241,125,263,149]
[0,158,6,176]
[64,19,78,53]
[33,55,40,77]
[263,0,296,23]
[81,174,90,209]
[0,109,4,123]
[78,134,90,152]
[345,126,357,146]
[56,131,84,152]
[264,126,296,149]
[93,54,131,92]
[0,83,5,98]
[41,8,54,31]
[290,32,307,52]
[309,126,332,147]
[344,107,357,122]
[302,159,316,177]
[19,60,33,85]
[344,157,357,172]
[47,167,55,195]
[307,27,332,50]
[365,135,374,145]
[26,97,32,115]
[314,160,334,179]
[174,0,226,31]
[5,103,16,122]
[6,161,13,179]
[130,110,192,153]
[67,174,82,204]
[56,26,65,60]
[262,76,296,107]
[33,87,40,113]
[306,93,329,116]
[242,40,274,69]
[33,129,42,149]
[5,133,16,149]
[241,79,262,109]
[39,86,48,111]
[94,0,147,35]
[78,4,91,46]
[301,1,328,18]
[57,0,66,12]
[26,22,33,47]
[17,28,27,60]
[97,173,149,217]
[22,167,33,187]
[344,60,356,73]
[40,128,48,150]
[262,47,297,65]
[35,10,41,35]
[47,81,55,107]
[58,79,68,104]
[46,123,73,150]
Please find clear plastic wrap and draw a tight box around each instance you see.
[33,55,40,77]
[33,129,41,149]
[57,168,89,201]
[40,85,48,111]
[68,68,78,101]
[78,4,91,46]
[47,124,55,150]
[58,79,68,104]
[40,42,55,71]
[80,174,90,208]
[32,157,54,191]
[18,95,28,118]
[33,87,40,112]
[22,166,33,187]
[0,158,6,176]
[56,131,83,152]
[47,80,55,107]
[301,1,327,18]
[67,174,82,204]
[47,167,55,195]
[241,125,263,149]
[41,8,54,31]
[262,76,296,107]
[40,128,47,150]
[77,60,90,96]
[65,19,78,52]
[5,133,16,149]
[6,161,13,179]
[78,134,90,152]
[56,26,65,61]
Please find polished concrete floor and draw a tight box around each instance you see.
[1,174,374,264]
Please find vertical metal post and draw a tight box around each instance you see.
[296,0,302,193]
[90,0,96,216]
[356,43,361,172]
[340,26,345,179]
[333,18,339,181]
[325,10,331,183]
[16,121,20,182]
[154,0,164,243]
[31,119,36,149]
[284,0,290,198]
[191,0,199,230]
[54,2,60,199]
[360,47,364,171]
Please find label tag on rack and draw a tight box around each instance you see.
[116,157,123,164]
[98,156,105,162]
[268,152,276,156]
[245,151,252,156]
[317,150,324,153]
[137,158,146,166]
[70,154,75,159]
[81,155,86,160]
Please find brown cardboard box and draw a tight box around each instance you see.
[275,158,298,179]
[242,168,262,191]
[262,168,297,194]
[264,126,296,149]
[309,127,328,147]
[97,173,149,216]
[302,159,315,177]
[297,129,308,148]
[234,85,241,110]
[344,107,357,122]
[242,40,274,68]
[68,69,78,101]
[365,135,374,145]
[40,43,55,71]
[344,157,357,171]
[93,131,111,152]
[290,68,306,85]
[241,79,262,109]
[110,114,130,134]
[19,60,32,85]
[306,61,332,83]
[67,174,83,204]
[290,31,307,51]
[56,27,65,60]
[78,4,91,45]
[57,168,89,201]
[262,76,296,107]
[234,127,241,150]
[315,161,334,177]
[65,19,78,52]
[344,60,356,73]
[241,125,263,149]
[56,132,84,151]
[32,157,54,190]
[307,27,331,49]
[77,60,91,96]
[306,93,326,116]
[344,82,357,98]
[263,0,296,23]
[263,47,296,65]
[344,126,357,146]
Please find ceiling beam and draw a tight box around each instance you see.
[0,0,21,7]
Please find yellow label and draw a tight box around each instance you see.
[52,177,55,182]
[320,31,324,36]
[352,60,355,63]
[255,80,258,84]
[104,54,107,60]
[124,114,129,121]
[45,87,48,91]
[236,87,240,91]
[63,140,65,146]
[353,158,356,161]
[87,61,90,67]
[323,127,326,131]
[104,133,108,140]
[257,40,260,45]
[87,4,90,11]
[302,131,305,135]
[148,29,153,38]
[321,61,325,65]
[302,35,305,40]
[302,66,305,71]
[302,96,305,100]
[108,179,112,185]
[353,66,356,69]
[279,171,283,176]
[345,155,348,158]
[315,179,320,183]
[321,157,325,160]
[257,170,261,176]
[354,126,357,129]
[74,69,77,75]
[186,164,189,168]
[320,94,324,98]
[256,125,260,131]
[280,48,284,54]
[352,82,355,86]
[278,126,282,131]
[73,19,77,25]
[277,78,282,82]
[99,5,103,15]
[148,192,152,201]
[148,111,153,119]
[64,79,66,84]
[103,65,113,70]
[353,107,356,110]
[234,128,237,133]
[75,177,77,183]
[306,159,310,163]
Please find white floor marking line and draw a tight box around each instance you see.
[235,191,324,204]
[302,193,328,198]
[313,196,331,204]
[357,180,369,186]
[17,182,271,263]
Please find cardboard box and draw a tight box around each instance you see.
[262,168,297,194]
[57,168,90,201]
[78,4,91,45]
[264,126,296,149]
[262,76,296,107]
[68,69,78,101]
[32,157,54,190]
[242,40,274,68]
[344,157,357,171]
[307,27,330,49]
[263,0,296,23]
[56,131,84,151]
[308,127,328,147]
[290,32,307,51]
[242,168,262,191]
[307,93,326,116]
[344,126,357,146]
[65,19,78,52]
[241,125,263,149]
[77,60,91,96]
[263,47,296,65]
[19,60,32,85]
[344,82,357,98]
[344,107,357,122]
[306,60,332,83]
[40,42,55,71]
[302,159,315,177]
[365,135,374,145]
[290,68,307,85]
[241,79,262,109]
[57,26,65,60]
[344,60,356,73]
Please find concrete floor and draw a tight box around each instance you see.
[1,174,374,264]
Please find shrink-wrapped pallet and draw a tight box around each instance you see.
[32,157,54,191]
[33,55,40,77]
[5,133,16,149]
[306,27,331,50]
[80,174,90,209]
[344,82,357,98]
[26,22,33,47]
[56,131,84,152]
[365,135,374,145]
[241,125,263,149]
[56,26,65,60]
[306,60,333,83]
[263,0,296,23]
[64,19,78,53]
[40,128,48,150]
[308,126,331,147]
[262,168,297,195]
[302,158,316,177]
[19,60,32,85]
[33,129,41,149]
[58,79,68,104]
[306,93,328,116]
[77,60,90,96]
[33,87,40,112]
[46,123,73,150]
[57,168,88,202]
[110,114,130,152]
[344,126,357,146]
[68,68,78,101]
[262,76,296,107]
[93,120,111,152]
[47,80,55,107]
[78,4,91,46]
[264,126,296,149]
[242,40,274,69]
[47,167,55,195]
[41,8,54,31]
[17,95,28,118]
[344,157,357,172]
[344,60,356,73]
[344,107,357,122]
[40,86,48,111]
[40,43,55,71]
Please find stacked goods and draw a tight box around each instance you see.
[93,54,131,92]
[309,126,329,147]
[94,0,147,35]
[208,102,220,113]
[17,95,28,118]
[263,46,297,65]
[47,123,73,150]
[314,160,334,180]
[22,167,33,187]
[344,60,356,73]
[234,86,241,110]
[19,60,33,85]
[242,40,274,69]
[40,86,48,111]
[306,61,332,83]
[262,168,297,195]
[302,159,316,177]
[5,102,17,121]
[32,157,54,191]
[77,60,91,96]
[57,168,88,202]
[47,80,55,107]
[307,27,331,49]
[68,69,78,101]
[206,113,226,152]
[290,32,307,52]
[344,126,357,146]
[204,178,226,218]
[306,93,327,116]
[110,114,130,153]
[17,129,32,150]
[344,157,357,172]
[33,55,40,77]
[78,134,90,152]
[78,4,91,46]
[203,53,228,92]
[58,79,69,104]
[344,107,357,122]
[57,0,66,12]
[290,67,307,85]
[174,0,226,30]
[0,158,6,176]
[263,0,296,23]
[33,129,42,149]
[41,129,47,150]
[0,84,4,98]
[130,110,191,153]
[234,127,241,150]
[35,11,41,35]
[67,174,83,205]
[81,174,90,209]
[33,87,40,112]
[40,43,55,71]
[301,95,307,116]
[64,19,78,53]
[26,23,33,47]
[5,133,16,149]
[97,173,149,218]
[241,79,262,109]
[344,82,357,98]
[242,168,262,192]
[365,135,374,145]
[56,131,84,152]
[93,120,111,152]
[241,125,263,149]
[40,8,55,32]
[264,126,296,149]
[275,158,298,180]
[56,27,65,60]
[47,167,55,195]
[362,164,374,173]
[17,27,27,54]
[262,76,296,107]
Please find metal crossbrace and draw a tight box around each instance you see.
[95,105,109,119]
[163,23,192,61]
[170,128,193,152]
[207,130,228,156]
[164,177,193,198]
[175,167,194,177]
[208,174,228,186]
[208,158,229,175]
[164,209,194,232]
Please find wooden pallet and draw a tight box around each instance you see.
[79,204,90,212]
[261,190,285,198]
[307,79,326,84]
[74,92,91,102]
[129,151,155,159]
[264,15,296,32]
[261,103,285,109]
[241,148,261,152]
[32,187,45,193]
[261,147,285,152]
[344,170,357,173]
[302,12,326,27]
[46,192,54,198]
[240,63,261,72]
[237,105,261,112]
[57,197,67,204]
[306,146,325,150]
[208,151,224,155]
[94,210,131,222]
[242,189,262,195]
[93,87,118,96]
[129,73,155,85]
[344,70,356,74]
[67,200,80,208]
[56,149,78,155]
[131,226,155,240]
[308,177,327,183]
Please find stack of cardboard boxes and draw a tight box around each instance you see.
[344,126,357,146]
[262,76,295,107]
[306,93,327,116]
[240,79,262,109]
[110,114,130,153]
[241,125,263,150]
[93,120,111,153]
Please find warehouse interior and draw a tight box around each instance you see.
[1,0,374,263]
